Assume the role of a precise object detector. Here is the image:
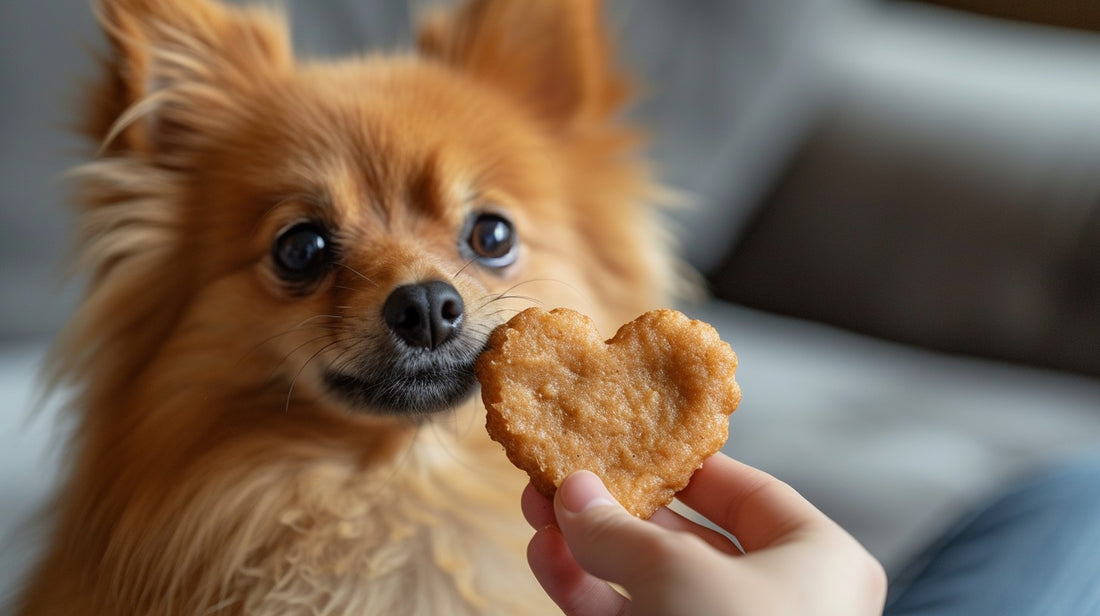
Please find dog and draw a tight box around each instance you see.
[16,0,675,613]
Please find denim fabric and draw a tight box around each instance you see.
[886,453,1100,615]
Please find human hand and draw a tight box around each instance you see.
[521,452,887,616]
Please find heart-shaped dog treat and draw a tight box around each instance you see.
[476,307,741,518]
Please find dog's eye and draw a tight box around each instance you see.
[464,212,518,269]
[273,223,331,281]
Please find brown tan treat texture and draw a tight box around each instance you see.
[476,307,741,518]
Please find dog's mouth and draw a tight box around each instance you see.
[322,343,483,416]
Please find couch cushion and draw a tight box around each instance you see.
[903,0,1100,32]
[710,4,1100,376]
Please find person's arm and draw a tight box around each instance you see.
[521,452,887,616]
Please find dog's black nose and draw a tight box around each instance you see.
[383,281,465,350]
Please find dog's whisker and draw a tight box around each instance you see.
[237,324,340,367]
[297,314,345,326]
[495,277,592,308]
[452,257,477,280]
[475,294,516,312]
[491,294,543,307]
[498,277,573,296]
[472,278,576,312]
[284,337,349,413]
[326,343,364,379]
[332,284,374,295]
[273,332,342,377]
[467,299,518,316]
[493,280,535,302]
[279,330,342,361]
[238,314,343,356]
[463,318,509,336]
[334,262,377,287]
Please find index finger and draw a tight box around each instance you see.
[677,452,833,552]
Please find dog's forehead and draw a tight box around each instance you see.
[256,60,560,220]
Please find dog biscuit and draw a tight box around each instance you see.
[476,307,741,518]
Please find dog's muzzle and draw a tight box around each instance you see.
[324,280,483,416]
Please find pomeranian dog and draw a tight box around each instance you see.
[17,0,675,613]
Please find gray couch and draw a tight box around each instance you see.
[5,0,1100,603]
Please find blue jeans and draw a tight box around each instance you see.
[885,452,1100,615]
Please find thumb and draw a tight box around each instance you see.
[553,471,680,589]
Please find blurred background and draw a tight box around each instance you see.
[4,0,1100,603]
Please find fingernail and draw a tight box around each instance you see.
[560,471,617,514]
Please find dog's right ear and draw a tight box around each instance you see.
[418,0,631,130]
[90,0,291,159]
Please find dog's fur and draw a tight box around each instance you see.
[17,0,674,613]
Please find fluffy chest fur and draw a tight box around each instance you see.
[189,424,551,615]
[35,402,553,614]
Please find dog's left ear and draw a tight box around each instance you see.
[418,0,630,128]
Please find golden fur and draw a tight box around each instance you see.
[16,0,674,613]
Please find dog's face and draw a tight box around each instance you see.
[185,58,582,417]
[77,0,669,422]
